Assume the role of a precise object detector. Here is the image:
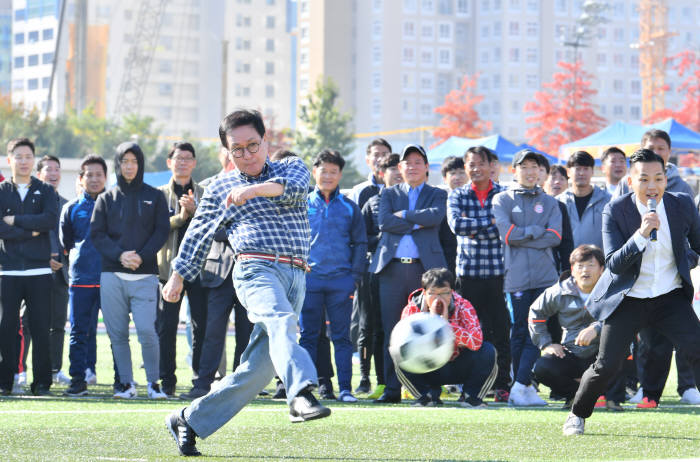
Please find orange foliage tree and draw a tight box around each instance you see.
[524,61,606,154]
[645,50,700,132]
[432,74,491,147]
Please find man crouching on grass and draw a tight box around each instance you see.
[396,268,497,408]
[161,110,329,457]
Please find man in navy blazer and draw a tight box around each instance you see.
[563,149,700,435]
[369,144,447,403]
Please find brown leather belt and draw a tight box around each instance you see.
[237,252,311,272]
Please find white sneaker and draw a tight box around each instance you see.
[16,371,27,386]
[113,383,137,399]
[628,387,643,404]
[508,382,529,406]
[53,371,71,385]
[525,385,548,406]
[562,412,585,436]
[680,387,700,405]
[148,382,168,400]
[85,368,97,385]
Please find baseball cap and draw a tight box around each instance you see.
[511,149,540,168]
[400,144,428,163]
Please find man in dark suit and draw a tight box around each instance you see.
[563,149,700,435]
[369,144,447,403]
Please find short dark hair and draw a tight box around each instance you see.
[37,155,60,171]
[218,109,265,148]
[570,244,604,267]
[421,268,455,290]
[79,154,108,177]
[463,145,492,164]
[566,150,595,168]
[168,141,196,159]
[600,146,626,164]
[629,148,665,170]
[641,129,671,149]
[550,165,568,179]
[313,149,345,171]
[441,156,465,177]
[7,137,35,156]
[366,138,392,155]
[270,149,298,162]
[537,154,550,174]
[379,153,400,172]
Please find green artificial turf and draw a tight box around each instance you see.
[2,333,699,461]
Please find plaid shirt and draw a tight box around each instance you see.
[447,181,506,278]
[172,156,311,282]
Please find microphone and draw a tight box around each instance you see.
[647,198,657,242]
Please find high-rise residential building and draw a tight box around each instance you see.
[10,0,66,115]
[0,0,11,96]
[223,0,297,130]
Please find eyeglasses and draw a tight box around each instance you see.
[229,141,261,158]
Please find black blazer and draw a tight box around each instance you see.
[588,192,700,321]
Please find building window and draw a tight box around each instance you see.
[493,74,501,89]
[457,0,469,14]
[372,72,382,91]
[613,54,623,66]
[509,0,520,10]
[482,0,489,12]
[14,33,24,44]
[526,74,538,89]
[613,105,623,117]
[28,54,39,66]
[596,53,606,66]
[373,46,382,65]
[438,0,452,14]
[493,21,501,36]
[300,51,309,67]
[265,85,275,98]
[421,48,433,66]
[15,9,26,21]
[493,47,501,62]
[555,0,566,14]
[27,78,38,90]
[403,0,417,13]
[421,23,434,40]
[481,51,489,64]
[509,21,519,36]
[265,62,275,74]
[597,27,607,40]
[28,31,39,43]
[421,0,435,14]
[266,39,275,52]
[613,80,623,93]
[481,25,489,38]
[420,74,434,92]
[42,28,54,40]
[631,80,641,95]
[159,60,173,73]
[372,98,381,118]
[403,21,416,38]
[438,23,451,40]
[630,106,640,120]
[42,77,50,88]
[509,74,519,89]
[509,48,519,62]
[526,48,537,63]
[438,49,450,66]
[420,101,433,118]
[300,26,309,41]
[300,1,309,16]
[159,83,173,96]
[266,16,275,28]
[373,0,383,12]
[613,28,624,42]
[42,53,53,64]
[630,54,639,68]
[372,20,383,40]
[526,22,537,37]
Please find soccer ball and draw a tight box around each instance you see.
[389,312,455,374]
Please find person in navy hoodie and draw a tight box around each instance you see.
[60,155,108,396]
[299,149,367,403]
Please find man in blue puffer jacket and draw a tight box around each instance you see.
[299,149,367,403]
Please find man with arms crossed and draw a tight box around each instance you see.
[162,110,328,456]
[563,149,700,435]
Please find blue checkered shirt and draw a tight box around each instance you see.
[172,156,311,282]
[447,181,506,278]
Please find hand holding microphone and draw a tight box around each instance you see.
[642,198,660,241]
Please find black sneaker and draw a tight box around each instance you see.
[166,408,201,456]
[0,388,11,396]
[31,384,52,396]
[354,376,371,394]
[64,381,88,397]
[289,387,331,422]
[460,395,487,408]
[179,387,208,401]
[411,395,432,407]
[318,384,336,400]
[272,380,287,399]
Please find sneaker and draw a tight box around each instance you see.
[318,384,336,400]
[113,382,137,399]
[636,397,658,409]
[562,398,573,410]
[412,395,432,407]
[272,380,287,399]
[53,371,71,385]
[355,376,371,394]
[508,382,529,406]
[289,387,331,422]
[148,382,168,400]
[85,368,97,385]
[605,400,624,412]
[628,387,643,404]
[165,408,201,456]
[401,388,415,400]
[680,387,700,405]
[64,381,88,397]
[446,384,461,394]
[562,412,585,436]
[16,371,27,386]
[594,395,607,408]
[337,390,358,403]
[494,389,510,403]
[179,387,208,401]
[524,385,548,406]
[31,384,52,396]
[367,384,385,400]
[1,388,11,396]
[460,396,487,408]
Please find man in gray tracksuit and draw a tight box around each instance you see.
[493,149,562,406]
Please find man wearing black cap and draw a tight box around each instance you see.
[492,149,562,406]
[369,144,447,403]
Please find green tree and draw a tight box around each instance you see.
[294,77,363,188]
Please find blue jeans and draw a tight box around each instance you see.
[299,274,355,392]
[185,260,318,439]
[508,288,545,385]
[68,286,100,382]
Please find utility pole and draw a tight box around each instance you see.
[74,0,87,113]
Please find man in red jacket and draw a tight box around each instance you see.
[396,268,497,408]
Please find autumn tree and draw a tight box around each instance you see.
[646,50,700,132]
[432,74,491,147]
[524,61,606,154]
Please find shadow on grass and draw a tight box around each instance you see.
[200,456,505,462]
[586,432,700,442]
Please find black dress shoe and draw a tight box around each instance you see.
[179,387,208,401]
[373,392,401,404]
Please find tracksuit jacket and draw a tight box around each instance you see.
[60,191,103,285]
[90,142,169,275]
[307,187,367,283]
[557,187,611,250]
[0,176,58,271]
[492,185,562,293]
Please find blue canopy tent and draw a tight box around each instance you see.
[109,171,172,188]
[427,135,520,165]
[517,143,561,165]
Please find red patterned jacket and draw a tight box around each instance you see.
[400,289,484,360]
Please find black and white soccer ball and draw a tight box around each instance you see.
[389,312,455,374]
